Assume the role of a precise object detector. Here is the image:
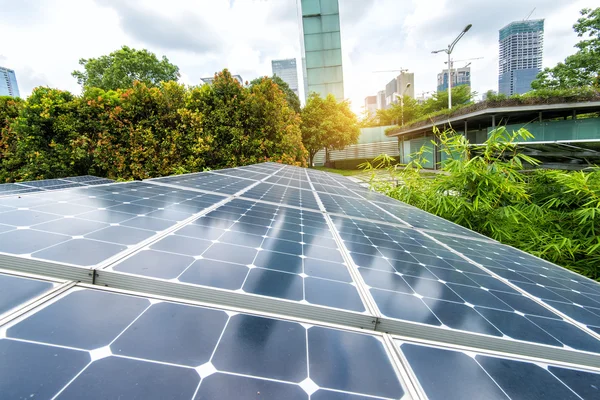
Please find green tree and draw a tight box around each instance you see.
[532,8,600,89]
[0,96,25,182]
[422,85,474,114]
[72,46,180,91]
[375,96,423,126]
[300,93,360,166]
[250,75,301,113]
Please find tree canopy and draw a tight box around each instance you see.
[301,93,360,166]
[532,7,600,89]
[250,75,301,114]
[72,46,180,91]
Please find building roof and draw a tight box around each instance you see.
[1,163,600,398]
[387,100,600,137]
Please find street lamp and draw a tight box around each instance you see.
[432,24,472,109]
[394,83,412,126]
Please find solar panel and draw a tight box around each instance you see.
[396,340,600,400]
[0,175,114,197]
[0,287,408,399]
[2,162,600,398]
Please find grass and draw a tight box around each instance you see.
[313,167,365,176]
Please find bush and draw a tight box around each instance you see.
[0,71,307,182]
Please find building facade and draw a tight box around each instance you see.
[364,95,377,115]
[299,0,344,101]
[384,72,415,108]
[376,90,386,110]
[271,58,299,97]
[0,67,20,97]
[498,19,544,96]
[437,67,471,92]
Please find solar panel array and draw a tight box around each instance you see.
[1,162,600,399]
[0,175,114,196]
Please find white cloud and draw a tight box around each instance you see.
[0,0,596,113]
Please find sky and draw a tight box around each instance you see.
[0,0,597,114]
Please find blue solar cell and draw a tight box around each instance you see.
[212,314,308,382]
[548,366,600,399]
[0,274,53,315]
[243,268,304,300]
[0,339,90,399]
[179,259,249,290]
[32,238,127,266]
[423,298,503,337]
[7,290,149,349]
[60,356,200,400]
[0,229,71,255]
[401,343,508,400]
[308,327,404,398]
[113,250,194,279]
[304,277,365,312]
[111,302,228,366]
[197,373,307,400]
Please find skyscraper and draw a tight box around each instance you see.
[498,19,544,96]
[299,0,344,101]
[271,59,299,97]
[0,67,20,97]
[437,67,471,92]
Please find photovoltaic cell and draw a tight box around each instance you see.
[0,273,55,316]
[109,198,366,312]
[0,288,406,399]
[397,340,600,400]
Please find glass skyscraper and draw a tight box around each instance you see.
[0,66,20,97]
[299,0,344,101]
[437,67,471,92]
[498,19,544,96]
[271,59,300,97]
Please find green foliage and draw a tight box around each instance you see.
[363,128,600,280]
[421,85,475,114]
[301,93,360,166]
[375,95,423,126]
[0,69,308,182]
[250,75,301,114]
[72,46,180,91]
[532,8,600,89]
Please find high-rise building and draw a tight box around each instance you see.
[498,19,544,96]
[376,90,386,110]
[299,0,344,101]
[364,95,377,115]
[201,75,244,86]
[0,67,20,97]
[437,67,471,92]
[271,59,299,97]
[384,72,415,108]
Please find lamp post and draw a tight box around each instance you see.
[432,24,472,109]
[394,83,412,126]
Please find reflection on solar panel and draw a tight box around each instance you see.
[0,175,114,196]
[1,162,600,399]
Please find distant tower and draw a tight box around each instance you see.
[0,66,20,97]
[298,0,344,101]
[498,19,544,95]
[271,59,300,98]
[437,67,471,92]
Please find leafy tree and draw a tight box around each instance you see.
[301,93,360,166]
[375,96,423,126]
[0,96,25,182]
[250,75,301,113]
[532,8,600,89]
[72,46,180,91]
[422,85,474,114]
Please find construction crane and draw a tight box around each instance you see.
[373,68,409,74]
[524,7,536,21]
[444,57,483,65]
